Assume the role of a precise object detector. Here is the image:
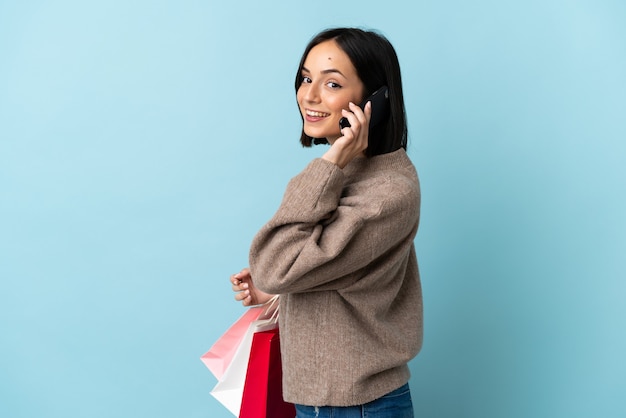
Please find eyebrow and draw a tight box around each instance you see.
[301,66,346,77]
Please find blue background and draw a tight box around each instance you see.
[1,1,624,417]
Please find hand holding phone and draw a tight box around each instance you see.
[323,86,389,168]
[339,86,389,130]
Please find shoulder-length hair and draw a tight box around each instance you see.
[295,28,408,157]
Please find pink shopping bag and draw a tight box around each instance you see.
[201,306,265,380]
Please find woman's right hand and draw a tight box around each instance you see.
[230,268,275,307]
[322,101,371,169]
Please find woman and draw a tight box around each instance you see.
[231,27,422,418]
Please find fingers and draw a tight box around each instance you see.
[232,268,251,282]
[341,102,370,138]
[234,288,252,305]
[349,101,370,126]
[340,106,359,134]
[231,268,251,287]
[231,268,253,305]
[339,111,357,144]
[338,102,370,153]
[342,102,369,128]
[363,100,372,121]
[231,280,248,292]
[233,280,253,306]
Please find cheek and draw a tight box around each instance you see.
[328,91,363,114]
[326,95,350,114]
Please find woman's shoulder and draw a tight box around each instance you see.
[350,150,418,190]
[343,152,419,218]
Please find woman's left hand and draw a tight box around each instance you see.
[322,101,371,169]
[230,268,274,307]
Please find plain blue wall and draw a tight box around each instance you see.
[1,1,624,417]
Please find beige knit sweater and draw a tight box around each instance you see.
[249,148,422,407]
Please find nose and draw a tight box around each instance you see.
[302,83,321,104]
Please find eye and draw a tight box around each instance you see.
[327,81,342,89]
[301,75,312,84]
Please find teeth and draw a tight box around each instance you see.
[307,110,330,117]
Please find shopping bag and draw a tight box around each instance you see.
[201,306,265,379]
[209,297,280,416]
[239,328,295,418]
[210,318,278,415]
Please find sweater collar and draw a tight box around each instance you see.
[344,148,411,175]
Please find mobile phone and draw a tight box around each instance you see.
[339,85,389,130]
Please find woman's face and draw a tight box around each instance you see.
[297,40,365,144]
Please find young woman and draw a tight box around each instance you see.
[231,27,422,418]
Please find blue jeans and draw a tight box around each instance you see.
[294,383,414,418]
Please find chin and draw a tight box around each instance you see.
[304,126,339,140]
[304,129,327,140]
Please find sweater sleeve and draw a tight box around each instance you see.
[249,157,419,294]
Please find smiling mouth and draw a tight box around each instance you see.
[306,110,331,118]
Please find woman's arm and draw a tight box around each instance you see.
[249,158,419,295]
